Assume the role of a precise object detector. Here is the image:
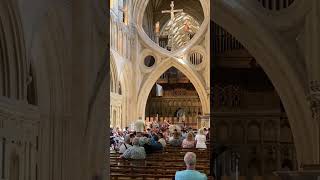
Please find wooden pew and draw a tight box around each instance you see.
[110,143,211,180]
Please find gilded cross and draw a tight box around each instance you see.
[161,1,183,21]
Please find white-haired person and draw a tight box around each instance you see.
[175,152,207,180]
[120,137,146,160]
[195,128,207,149]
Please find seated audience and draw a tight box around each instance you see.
[181,129,187,139]
[119,135,132,153]
[195,129,207,149]
[182,132,195,148]
[144,135,163,154]
[169,131,183,147]
[120,137,146,159]
[175,152,207,180]
[158,133,166,148]
[129,133,135,145]
[151,134,163,150]
[162,128,169,141]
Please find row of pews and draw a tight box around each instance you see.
[110,145,212,180]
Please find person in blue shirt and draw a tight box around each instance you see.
[175,152,207,180]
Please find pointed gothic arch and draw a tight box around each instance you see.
[0,0,27,100]
[137,58,209,120]
[110,54,118,93]
[212,0,317,165]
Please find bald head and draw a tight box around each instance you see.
[184,152,197,167]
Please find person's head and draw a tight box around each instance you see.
[136,132,142,137]
[124,135,131,144]
[198,129,204,135]
[173,131,180,139]
[186,132,194,141]
[132,137,140,146]
[184,152,197,169]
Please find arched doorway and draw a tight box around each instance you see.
[137,58,210,121]
[145,67,204,129]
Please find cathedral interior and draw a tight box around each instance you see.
[0,0,319,179]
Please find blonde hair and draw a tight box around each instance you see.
[198,128,204,135]
[187,132,194,141]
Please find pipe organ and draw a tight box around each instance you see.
[212,23,244,55]
[189,52,203,65]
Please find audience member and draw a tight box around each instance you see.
[120,137,146,160]
[182,132,195,148]
[175,152,207,180]
[169,131,183,147]
[195,129,207,149]
[158,133,166,147]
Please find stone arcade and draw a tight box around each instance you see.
[0,0,319,179]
